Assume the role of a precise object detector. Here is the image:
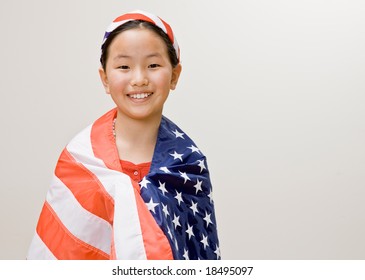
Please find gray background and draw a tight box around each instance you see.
[1,0,364,259]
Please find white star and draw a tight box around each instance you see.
[193,179,203,194]
[188,145,201,154]
[162,203,170,218]
[197,159,206,173]
[172,214,181,229]
[203,211,213,227]
[158,181,168,195]
[214,244,221,259]
[159,166,171,173]
[170,151,184,162]
[183,248,189,260]
[207,190,214,203]
[139,177,150,189]
[174,190,184,206]
[200,234,209,250]
[167,227,173,239]
[175,239,179,250]
[179,171,191,184]
[190,201,199,216]
[185,223,195,240]
[172,129,185,139]
[146,198,159,214]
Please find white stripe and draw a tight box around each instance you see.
[104,10,166,41]
[46,176,112,255]
[173,36,180,59]
[105,20,129,33]
[134,10,168,33]
[66,125,117,197]
[113,182,147,259]
[27,232,57,260]
[66,125,147,260]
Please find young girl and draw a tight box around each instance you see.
[27,10,220,260]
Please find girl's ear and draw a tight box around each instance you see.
[98,67,110,94]
[170,63,182,90]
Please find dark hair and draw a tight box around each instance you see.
[100,20,179,70]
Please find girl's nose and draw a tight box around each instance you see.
[131,69,148,87]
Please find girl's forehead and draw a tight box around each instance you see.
[111,29,166,48]
[108,29,168,58]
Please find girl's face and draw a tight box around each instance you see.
[99,28,181,122]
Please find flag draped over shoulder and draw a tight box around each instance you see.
[27,108,221,260]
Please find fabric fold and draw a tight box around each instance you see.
[27,108,220,260]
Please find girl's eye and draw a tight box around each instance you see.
[149,64,160,68]
[118,65,129,70]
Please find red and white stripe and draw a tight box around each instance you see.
[27,109,173,260]
[103,10,180,61]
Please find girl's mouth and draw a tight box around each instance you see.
[128,93,153,99]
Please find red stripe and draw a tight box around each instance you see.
[113,13,175,45]
[55,148,114,224]
[89,108,173,259]
[114,13,155,25]
[91,108,121,171]
[131,182,173,260]
[160,18,174,44]
[36,202,109,260]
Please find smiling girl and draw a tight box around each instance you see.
[27,10,220,260]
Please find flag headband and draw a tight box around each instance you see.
[102,10,180,62]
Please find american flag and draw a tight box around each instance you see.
[27,109,220,260]
[140,116,221,260]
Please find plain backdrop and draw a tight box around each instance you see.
[1,0,364,259]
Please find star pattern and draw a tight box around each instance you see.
[189,201,199,216]
[197,159,206,173]
[208,190,214,204]
[170,151,184,162]
[138,116,220,260]
[162,203,169,218]
[140,177,150,189]
[174,190,184,206]
[146,198,159,214]
[203,211,213,227]
[172,129,185,139]
[172,214,181,229]
[193,179,203,194]
[188,145,201,154]
[179,171,191,184]
[200,234,209,250]
[185,223,195,240]
[183,248,189,260]
[159,166,171,173]
[158,181,168,196]
[214,244,221,259]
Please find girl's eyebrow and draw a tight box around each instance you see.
[113,53,163,61]
[113,54,130,61]
[146,52,162,58]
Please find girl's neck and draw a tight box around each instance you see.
[114,113,161,164]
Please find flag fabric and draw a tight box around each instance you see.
[27,108,221,260]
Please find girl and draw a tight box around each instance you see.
[27,10,220,260]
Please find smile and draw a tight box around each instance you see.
[128,93,153,99]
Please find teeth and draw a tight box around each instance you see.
[129,93,151,99]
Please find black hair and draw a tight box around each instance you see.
[100,20,179,71]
